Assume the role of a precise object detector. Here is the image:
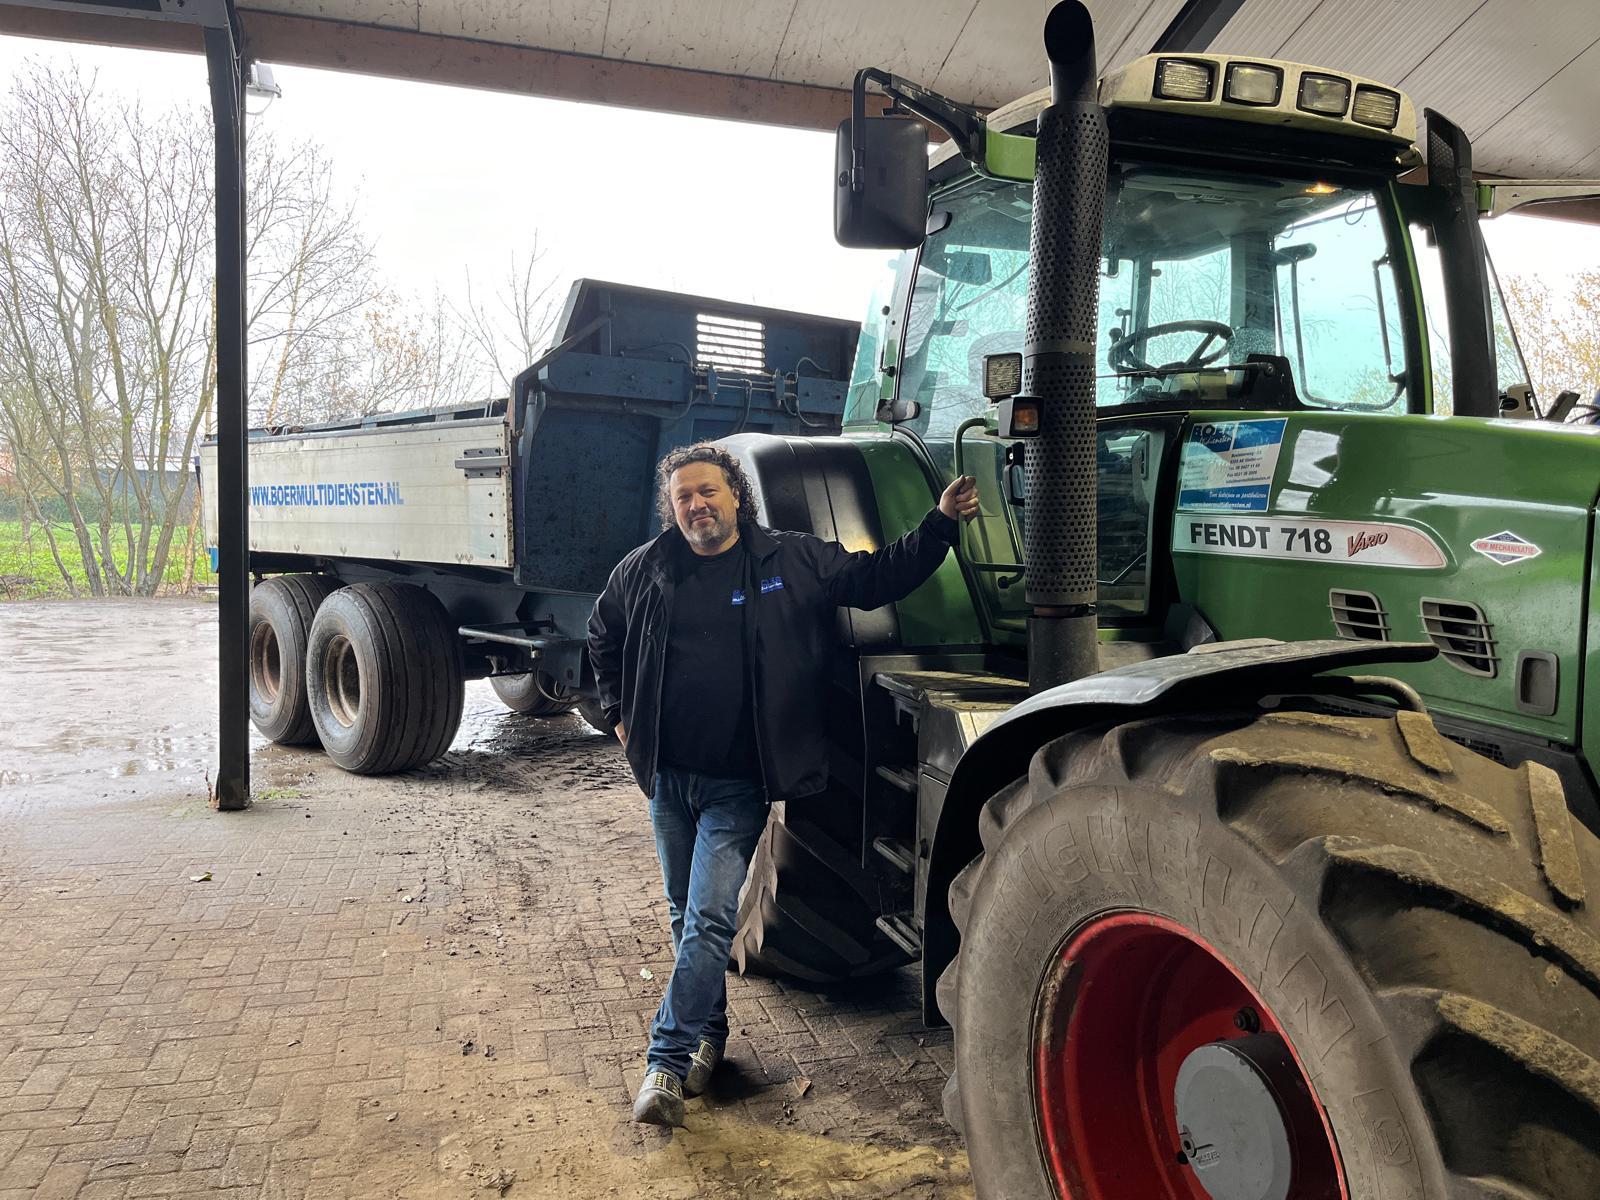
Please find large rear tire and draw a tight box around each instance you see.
[941,708,1600,1199]
[490,672,575,716]
[248,573,340,745]
[732,804,910,985]
[305,582,464,774]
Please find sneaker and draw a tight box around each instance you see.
[632,1068,684,1127]
[684,1039,723,1098]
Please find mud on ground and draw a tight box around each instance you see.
[0,599,971,1199]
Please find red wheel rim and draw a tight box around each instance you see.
[1033,912,1348,1200]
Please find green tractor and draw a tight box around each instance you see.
[721,2,1600,1196]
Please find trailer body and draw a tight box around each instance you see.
[203,279,857,740]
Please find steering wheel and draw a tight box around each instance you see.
[1108,320,1235,374]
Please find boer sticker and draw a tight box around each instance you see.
[1470,530,1542,566]
[1174,515,1446,569]
[1177,418,1287,513]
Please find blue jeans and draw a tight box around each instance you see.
[646,767,769,1081]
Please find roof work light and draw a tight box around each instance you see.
[1154,59,1214,102]
[1297,73,1351,116]
[1224,63,1282,106]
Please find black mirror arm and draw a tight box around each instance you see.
[849,68,985,191]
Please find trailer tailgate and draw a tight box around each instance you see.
[201,416,512,569]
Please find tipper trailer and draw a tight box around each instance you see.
[201,279,857,770]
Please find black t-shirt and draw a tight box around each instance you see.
[657,538,761,780]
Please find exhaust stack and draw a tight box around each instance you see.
[1023,1,1109,693]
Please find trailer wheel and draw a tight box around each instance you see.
[490,672,575,717]
[305,582,464,774]
[248,573,340,745]
[939,708,1600,1200]
[732,805,910,985]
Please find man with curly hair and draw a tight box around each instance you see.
[588,441,978,1126]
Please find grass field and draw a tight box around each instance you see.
[0,519,216,600]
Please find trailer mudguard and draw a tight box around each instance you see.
[920,637,1437,1022]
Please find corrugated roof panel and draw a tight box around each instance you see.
[927,0,1048,108]
[600,0,802,80]
[1209,0,1324,57]
[1397,0,1600,138]
[1102,0,1190,70]
[772,0,978,94]
[1469,38,1600,176]
[262,0,419,32]
[1271,0,1469,85]
[416,0,606,56]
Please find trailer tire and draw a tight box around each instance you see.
[732,805,910,985]
[248,573,340,745]
[939,708,1600,1200]
[490,672,575,717]
[305,582,464,774]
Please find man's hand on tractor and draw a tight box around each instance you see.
[940,475,980,522]
[615,723,628,748]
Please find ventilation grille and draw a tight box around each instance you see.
[1329,589,1389,641]
[1421,598,1498,677]
[695,313,766,374]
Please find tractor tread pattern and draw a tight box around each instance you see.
[1209,744,1511,834]
[731,815,907,984]
[1526,760,1587,907]
[943,708,1600,1198]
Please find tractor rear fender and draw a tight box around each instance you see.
[919,637,1438,1024]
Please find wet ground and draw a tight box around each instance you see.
[0,599,971,1199]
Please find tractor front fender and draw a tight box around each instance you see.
[921,637,1437,1024]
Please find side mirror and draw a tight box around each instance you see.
[835,116,928,249]
[874,395,922,425]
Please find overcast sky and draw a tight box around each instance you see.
[1,33,1597,333]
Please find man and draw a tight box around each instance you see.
[587,442,978,1127]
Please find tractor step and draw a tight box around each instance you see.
[872,836,916,874]
[875,765,918,794]
[874,912,922,958]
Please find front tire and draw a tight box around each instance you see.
[941,708,1600,1199]
[248,573,340,745]
[732,804,910,984]
[305,583,464,774]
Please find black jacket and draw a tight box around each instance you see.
[587,509,958,801]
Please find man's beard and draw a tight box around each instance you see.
[684,511,734,548]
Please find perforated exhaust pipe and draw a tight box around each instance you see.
[1023,1,1109,693]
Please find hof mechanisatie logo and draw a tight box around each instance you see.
[1470,531,1542,566]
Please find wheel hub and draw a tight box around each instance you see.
[1174,1036,1296,1200]
[1031,912,1348,1200]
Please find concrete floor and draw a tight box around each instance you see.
[0,599,971,1199]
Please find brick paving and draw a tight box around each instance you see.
[0,601,970,1199]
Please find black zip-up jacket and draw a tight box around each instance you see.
[587,509,958,801]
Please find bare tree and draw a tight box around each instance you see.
[1502,270,1600,413]
[0,63,414,596]
[452,242,564,398]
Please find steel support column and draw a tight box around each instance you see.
[206,6,249,810]
[0,0,251,808]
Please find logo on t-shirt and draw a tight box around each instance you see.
[730,589,746,605]
[759,576,785,594]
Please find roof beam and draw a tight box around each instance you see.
[1150,0,1249,53]
[0,6,859,132]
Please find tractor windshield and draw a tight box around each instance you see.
[871,164,1412,441]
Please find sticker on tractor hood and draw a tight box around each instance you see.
[1174,515,1447,569]
[1470,531,1542,566]
[1177,418,1287,513]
